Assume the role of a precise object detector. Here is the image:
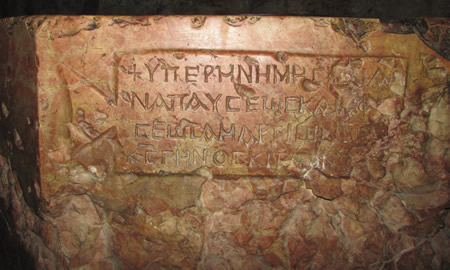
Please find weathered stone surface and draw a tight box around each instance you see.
[0,16,449,269]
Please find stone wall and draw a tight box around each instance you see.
[0,15,449,270]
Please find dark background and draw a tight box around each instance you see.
[0,1,448,269]
[1,0,449,19]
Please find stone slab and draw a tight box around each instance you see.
[38,16,411,177]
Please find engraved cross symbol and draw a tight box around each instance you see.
[128,64,142,81]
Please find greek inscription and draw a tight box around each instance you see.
[255,65,270,83]
[237,64,253,83]
[185,92,210,111]
[185,66,199,82]
[219,123,235,141]
[232,152,246,167]
[226,96,240,112]
[115,53,406,175]
[193,149,208,166]
[176,149,190,167]
[273,65,290,84]
[149,93,173,111]
[203,65,214,82]
[135,124,149,138]
[161,64,179,82]
[144,61,160,82]
[246,96,259,112]
[205,93,222,112]
[217,65,234,82]
[152,120,165,140]
[213,150,227,166]
[162,150,173,165]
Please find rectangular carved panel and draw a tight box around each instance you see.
[114,52,406,175]
[61,48,407,176]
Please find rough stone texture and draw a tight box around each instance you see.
[0,16,449,269]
